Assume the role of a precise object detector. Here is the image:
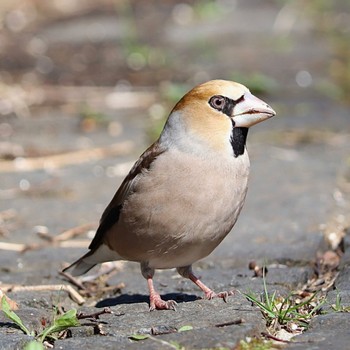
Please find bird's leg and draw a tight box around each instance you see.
[147,277,177,311]
[177,265,235,302]
[141,262,177,311]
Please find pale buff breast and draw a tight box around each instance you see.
[105,149,250,269]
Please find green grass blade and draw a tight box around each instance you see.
[244,293,276,319]
[287,293,317,313]
[336,290,340,306]
[24,341,45,350]
[178,325,193,332]
[1,296,32,336]
[37,308,80,342]
[309,298,326,316]
[128,334,150,341]
[262,268,270,309]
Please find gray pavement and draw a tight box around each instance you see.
[1,1,350,349]
[1,101,349,349]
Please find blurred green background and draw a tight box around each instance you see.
[0,0,349,129]
[0,0,349,200]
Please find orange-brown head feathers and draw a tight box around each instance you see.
[160,80,275,155]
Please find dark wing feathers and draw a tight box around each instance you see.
[88,141,166,250]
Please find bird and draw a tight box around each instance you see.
[63,80,276,311]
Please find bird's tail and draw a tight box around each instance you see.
[63,251,97,276]
[63,243,123,276]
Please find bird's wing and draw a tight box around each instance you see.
[88,140,166,250]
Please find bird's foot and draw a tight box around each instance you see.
[149,294,177,311]
[186,271,235,303]
[204,289,235,302]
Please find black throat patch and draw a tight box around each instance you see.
[222,95,244,117]
[230,125,248,157]
[208,94,248,157]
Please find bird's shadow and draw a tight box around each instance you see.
[95,292,198,308]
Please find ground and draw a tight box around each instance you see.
[0,1,349,349]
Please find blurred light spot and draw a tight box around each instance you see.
[333,189,344,204]
[107,162,134,178]
[33,225,49,235]
[172,3,194,25]
[108,121,123,137]
[93,165,104,177]
[148,103,165,120]
[115,80,132,91]
[106,91,131,109]
[106,166,116,178]
[295,70,312,88]
[19,179,30,191]
[273,2,297,34]
[14,157,28,170]
[87,230,96,239]
[27,37,47,56]
[17,259,23,269]
[5,10,27,32]
[127,52,146,71]
[35,56,54,74]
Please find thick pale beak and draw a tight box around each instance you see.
[232,92,276,127]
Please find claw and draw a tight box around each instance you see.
[204,290,216,300]
[147,276,177,311]
[204,289,235,302]
[217,290,235,302]
[149,294,177,311]
[186,271,235,303]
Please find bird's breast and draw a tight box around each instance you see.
[107,149,250,268]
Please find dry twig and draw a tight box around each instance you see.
[261,332,292,343]
[0,141,133,173]
[215,319,244,327]
[77,307,112,320]
[59,271,89,293]
[0,284,85,305]
[52,223,96,242]
[0,239,90,252]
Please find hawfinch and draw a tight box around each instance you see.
[64,80,276,310]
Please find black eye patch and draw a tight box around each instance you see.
[208,95,244,117]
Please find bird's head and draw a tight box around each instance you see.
[161,80,276,154]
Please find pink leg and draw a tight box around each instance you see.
[177,266,235,302]
[147,277,177,311]
[188,273,234,301]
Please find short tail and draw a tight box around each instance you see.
[63,251,97,276]
[62,244,123,276]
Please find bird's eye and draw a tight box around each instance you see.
[209,95,226,111]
